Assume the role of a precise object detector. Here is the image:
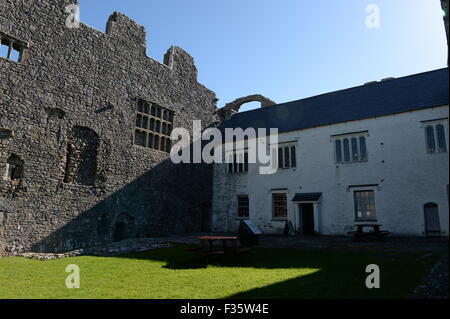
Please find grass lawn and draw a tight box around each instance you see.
[0,244,439,299]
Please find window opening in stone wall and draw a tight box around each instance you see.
[134,99,175,153]
[113,213,136,242]
[4,154,24,182]
[0,32,26,62]
[64,127,99,186]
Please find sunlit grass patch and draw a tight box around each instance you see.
[0,245,439,299]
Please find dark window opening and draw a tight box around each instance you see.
[134,99,174,153]
[335,140,342,163]
[426,125,437,153]
[228,151,249,174]
[354,190,376,221]
[5,154,24,182]
[113,213,136,242]
[351,137,359,161]
[290,146,297,168]
[237,195,249,218]
[359,137,367,161]
[97,213,109,236]
[436,124,447,153]
[273,193,287,219]
[343,138,350,162]
[278,145,296,169]
[64,126,99,186]
[335,135,368,163]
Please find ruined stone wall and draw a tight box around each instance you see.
[0,0,218,253]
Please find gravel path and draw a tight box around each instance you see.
[412,254,449,299]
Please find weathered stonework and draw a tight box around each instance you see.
[217,95,276,121]
[0,0,218,253]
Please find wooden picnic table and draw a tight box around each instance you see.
[349,224,390,241]
[198,236,239,255]
[187,236,251,262]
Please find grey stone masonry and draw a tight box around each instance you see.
[0,0,219,253]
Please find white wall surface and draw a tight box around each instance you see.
[212,105,449,237]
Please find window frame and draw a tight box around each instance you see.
[353,190,377,222]
[0,32,26,63]
[332,132,369,164]
[276,142,297,170]
[272,192,288,220]
[423,119,448,154]
[226,149,250,174]
[133,98,175,153]
[236,195,250,219]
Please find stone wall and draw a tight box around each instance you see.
[0,0,218,253]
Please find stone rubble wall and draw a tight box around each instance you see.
[0,0,219,253]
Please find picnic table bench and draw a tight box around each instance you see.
[348,224,390,241]
[187,236,251,262]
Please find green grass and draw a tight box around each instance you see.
[0,245,439,299]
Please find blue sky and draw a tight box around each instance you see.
[78,0,447,112]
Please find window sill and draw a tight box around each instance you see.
[355,219,378,223]
[60,183,97,190]
[272,218,288,222]
[0,57,21,64]
[336,160,369,165]
[133,144,170,154]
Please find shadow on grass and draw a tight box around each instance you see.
[113,244,440,299]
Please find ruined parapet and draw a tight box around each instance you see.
[106,11,147,54]
[164,46,198,81]
[217,94,276,121]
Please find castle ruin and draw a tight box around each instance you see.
[0,0,219,253]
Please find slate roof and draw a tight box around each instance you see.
[220,68,449,134]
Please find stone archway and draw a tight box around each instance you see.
[218,94,276,121]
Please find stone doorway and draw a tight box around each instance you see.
[113,213,136,242]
